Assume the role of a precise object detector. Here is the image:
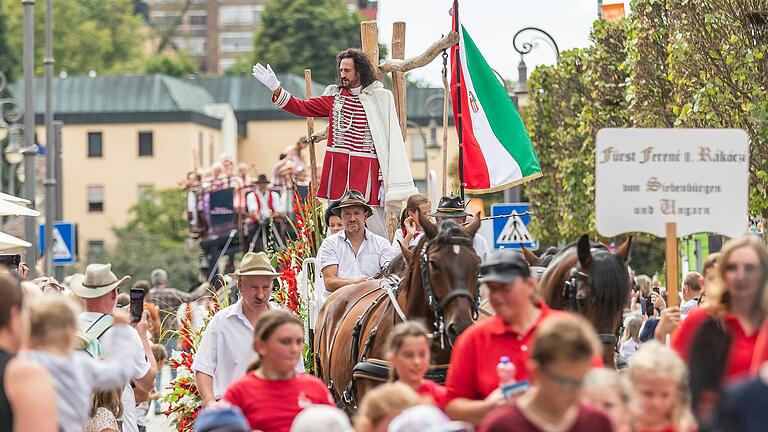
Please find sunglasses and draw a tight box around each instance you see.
[540,366,584,390]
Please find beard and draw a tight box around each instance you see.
[336,76,359,89]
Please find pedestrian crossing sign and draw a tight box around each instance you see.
[491,203,539,251]
[38,222,78,265]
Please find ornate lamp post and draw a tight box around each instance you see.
[512,27,560,107]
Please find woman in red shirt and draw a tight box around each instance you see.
[671,235,768,425]
[223,311,333,432]
[385,321,447,408]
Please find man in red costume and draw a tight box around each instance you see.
[252,49,417,236]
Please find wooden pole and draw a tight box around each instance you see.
[391,22,407,141]
[304,69,318,200]
[666,222,679,307]
[361,21,380,71]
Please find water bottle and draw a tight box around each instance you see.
[497,356,516,387]
[497,356,528,400]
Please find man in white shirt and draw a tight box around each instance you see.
[430,195,491,262]
[318,189,396,293]
[680,271,703,314]
[71,263,157,432]
[246,174,282,221]
[192,252,304,406]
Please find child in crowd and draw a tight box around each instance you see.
[582,368,632,432]
[85,388,122,432]
[354,382,423,432]
[386,321,447,408]
[480,314,612,432]
[136,344,168,432]
[629,341,696,432]
[22,296,136,432]
[619,315,643,362]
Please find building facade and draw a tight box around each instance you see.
[145,0,377,73]
[13,73,457,260]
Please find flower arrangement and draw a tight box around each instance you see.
[161,285,226,432]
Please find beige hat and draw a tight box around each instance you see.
[236,252,279,277]
[69,263,132,299]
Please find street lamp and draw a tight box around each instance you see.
[512,27,560,107]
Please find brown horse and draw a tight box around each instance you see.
[534,234,632,368]
[314,213,482,412]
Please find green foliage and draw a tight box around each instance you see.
[253,0,363,85]
[224,56,253,76]
[0,8,16,84]
[90,188,200,290]
[1,0,146,76]
[144,51,199,77]
[526,0,768,249]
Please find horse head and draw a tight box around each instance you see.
[410,211,481,348]
[539,234,632,367]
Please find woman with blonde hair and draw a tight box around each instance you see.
[672,235,768,426]
[628,342,694,432]
[385,321,446,408]
[619,315,643,362]
[354,382,422,432]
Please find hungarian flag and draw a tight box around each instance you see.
[450,1,542,193]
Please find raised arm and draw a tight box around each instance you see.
[252,63,332,118]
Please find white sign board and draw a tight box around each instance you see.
[595,128,749,238]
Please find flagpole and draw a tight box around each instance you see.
[453,0,465,201]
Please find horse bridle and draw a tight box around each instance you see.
[419,235,480,349]
[563,265,618,346]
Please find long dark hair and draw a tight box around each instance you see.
[336,48,377,88]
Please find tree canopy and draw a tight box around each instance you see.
[90,188,200,290]
[252,0,363,85]
[1,0,146,76]
[144,51,199,77]
[525,0,768,249]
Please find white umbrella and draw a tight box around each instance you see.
[0,192,30,205]
[0,199,40,217]
[0,231,31,249]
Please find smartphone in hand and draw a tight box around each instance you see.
[129,288,145,323]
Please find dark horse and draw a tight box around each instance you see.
[535,234,632,368]
[314,213,482,412]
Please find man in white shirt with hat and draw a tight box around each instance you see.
[317,189,396,293]
[192,252,304,407]
[72,263,158,432]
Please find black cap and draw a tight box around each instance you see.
[255,174,270,184]
[429,195,470,218]
[480,250,531,283]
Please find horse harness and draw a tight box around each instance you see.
[322,233,480,411]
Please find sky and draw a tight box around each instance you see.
[376,0,632,87]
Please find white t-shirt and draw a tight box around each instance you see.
[80,312,150,432]
[318,229,396,279]
[191,300,304,400]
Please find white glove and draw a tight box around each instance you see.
[252,63,281,92]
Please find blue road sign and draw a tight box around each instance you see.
[491,203,539,251]
[39,222,78,265]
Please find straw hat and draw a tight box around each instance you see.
[236,252,279,277]
[69,263,131,299]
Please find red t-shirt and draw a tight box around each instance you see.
[479,402,612,432]
[223,372,334,432]
[672,308,758,381]
[444,304,602,403]
[417,379,447,409]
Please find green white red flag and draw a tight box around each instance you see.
[450,1,542,193]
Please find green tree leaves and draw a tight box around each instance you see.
[144,51,199,77]
[252,0,363,85]
[1,0,146,76]
[89,188,200,290]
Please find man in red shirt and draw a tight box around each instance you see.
[444,251,565,425]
